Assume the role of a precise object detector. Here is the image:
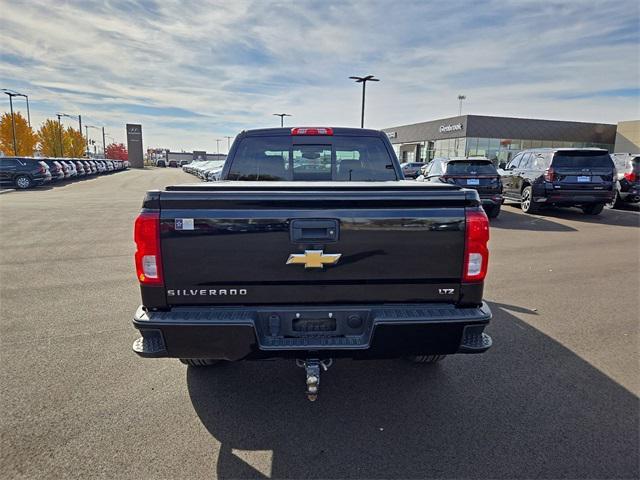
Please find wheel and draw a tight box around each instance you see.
[14,175,32,189]
[179,358,221,367]
[582,203,605,215]
[605,190,622,209]
[520,186,539,214]
[487,204,501,219]
[405,354,446,364]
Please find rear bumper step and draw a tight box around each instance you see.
[132,302,492,360]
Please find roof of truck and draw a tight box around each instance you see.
[240,127,384,137]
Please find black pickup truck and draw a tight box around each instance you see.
[132,127,492,400]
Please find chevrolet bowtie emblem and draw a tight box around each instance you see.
[286,250,342,269]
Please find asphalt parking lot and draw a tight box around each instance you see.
[1,167,638,479]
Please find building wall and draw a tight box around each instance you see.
[614,120,640,153]
[383,115,616,164]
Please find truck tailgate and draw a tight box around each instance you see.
[156,182,473,306]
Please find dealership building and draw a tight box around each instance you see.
[382,115,617,165]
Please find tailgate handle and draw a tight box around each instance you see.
[290,219,339,243]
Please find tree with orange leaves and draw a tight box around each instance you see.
[0,112,37,156]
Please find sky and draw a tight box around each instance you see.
[1,0,639,152]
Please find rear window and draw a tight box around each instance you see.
[445,161,497,175]
[227,136,397,181]
[551,151,613,169]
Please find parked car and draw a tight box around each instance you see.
[105,160,114,171]
[499,148,615,215]
[421,157,503,218]
[156,159,166,168]
[62,160,77,178]
[168,159,178,167]
[401,162,426,179]
[42,159,65,181]
[74,161,87,176]
[204,161,226,181]
[608,153,640,208]
[0,157,50,189]
[180,160,191,166]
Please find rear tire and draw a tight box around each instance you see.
[14,175,32,189]
[520,186,539,214]
[487,205,501,219]
[583,203,605,215]
[179,358,221,367]
[405,354,446,364]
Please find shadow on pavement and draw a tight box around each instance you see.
[500,204,639,229]
[187,303,638,479]
[490,208,577,232]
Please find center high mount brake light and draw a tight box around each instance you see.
[291,127,334,136]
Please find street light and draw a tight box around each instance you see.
[224,135,233,152]
[58,112,82,134]
[457,95,466,116]
[55,114,65,157]
[2,89,30,128]
[349,75,379,128]
[2,90,19,155]
[216,139,222,155]
[272,113,291,128]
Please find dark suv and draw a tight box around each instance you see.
[500,148,615,215]
[421,157,503,218]
[0,157,50,189]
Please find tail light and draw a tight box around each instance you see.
[544,167,556,182]
[291,127,333,136]
[134,212,163,285]
[624,172,637,182]
[463,209,490,282]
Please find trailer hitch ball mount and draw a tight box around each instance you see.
[296,358,333,401]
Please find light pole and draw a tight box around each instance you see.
[458,95,466,116]
[349,75,379,128]
[273,113,291,127]
[2,91,18,155]
[2,89,30,128]
[224,136,232,152]
[56,113,64,157]
[59,112,82,134]
[216,139,221,155]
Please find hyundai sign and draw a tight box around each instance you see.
[126,123,144,168]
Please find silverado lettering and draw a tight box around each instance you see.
[167,289,248,296]
[132,127,492,401]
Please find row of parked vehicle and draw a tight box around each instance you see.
[182,159,226,181]
[405,149,639,217]
[0,157,129,189]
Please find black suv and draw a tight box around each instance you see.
[421,157,503,218]
[0,157,50,189]
[500,148,615,215]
